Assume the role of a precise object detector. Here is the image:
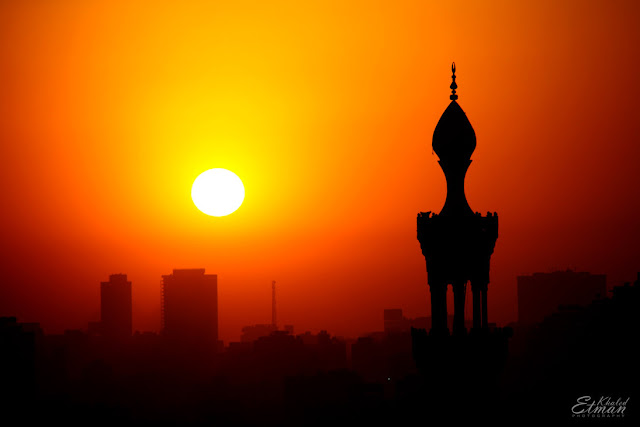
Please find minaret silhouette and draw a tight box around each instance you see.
[417,63,498,335]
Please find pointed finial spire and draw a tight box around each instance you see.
[450,62,458,101]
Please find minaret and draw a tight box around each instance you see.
[417,63,498,335]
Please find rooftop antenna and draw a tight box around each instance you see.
[271,280,277,330]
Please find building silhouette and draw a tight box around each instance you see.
[517,270,606,325]
[240,323,294,343]
[417,63,499,335]
[0,317,40,397]
[383,309,430,334]
[240,324,277,342]
[161,268,218,348]
[100,273,132,339]
[501,273,640,421]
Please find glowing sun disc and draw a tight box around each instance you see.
[191,168,245,217]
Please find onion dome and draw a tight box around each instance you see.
[432,63,476,162]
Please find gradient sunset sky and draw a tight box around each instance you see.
[1,0,639,342]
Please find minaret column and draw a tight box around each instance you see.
[471,282,481,330]
[452,281,466,335]
[481,284,489,329]
[429,283,448,334]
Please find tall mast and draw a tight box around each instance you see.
[271,280,277,329]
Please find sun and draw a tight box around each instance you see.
[191,168,245,217]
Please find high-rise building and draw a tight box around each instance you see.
[517,270,606,325]
[161,269,218,346]
[100,273,132,339]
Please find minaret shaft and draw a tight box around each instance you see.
[439,159,473,217]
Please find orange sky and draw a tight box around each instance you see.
[1,0,639,343]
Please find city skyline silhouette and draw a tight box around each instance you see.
[3,61,638,424]
[1,1,639,424]
[2,1,639,344]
